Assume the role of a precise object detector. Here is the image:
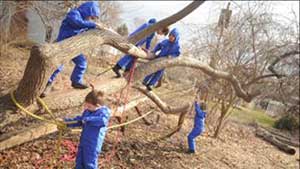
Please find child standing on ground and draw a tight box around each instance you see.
[64,89,111,169]
[187,101,207,154]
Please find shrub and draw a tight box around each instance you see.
[274,115,299,131]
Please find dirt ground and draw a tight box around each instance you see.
[0,46,299,169]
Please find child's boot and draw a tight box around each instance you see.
[40,82,52,98]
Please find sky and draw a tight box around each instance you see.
[118,1,299,44]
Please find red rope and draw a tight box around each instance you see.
[37,58,138,168]
[59,139,78,162]
[100,57,137,167]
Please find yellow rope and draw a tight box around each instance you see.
[10,91,56,124]
[10,90,155,165]
[108,110,154,129]
[71,110,155,133]
[37,97,58,123]
[10,90,65,167]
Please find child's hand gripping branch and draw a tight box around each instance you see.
[63,88,111,169]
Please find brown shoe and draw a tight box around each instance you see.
[71,82,89,89]
[40,82,52,98]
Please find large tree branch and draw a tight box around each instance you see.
[268,49,300,78]
[244,73,283,87]
[133,86,191,114]
[133,57,257,102]
[128,1,205,44]
[12,28,148,106]
[133,86,191,141]
[10,0,206,106]
[42,28,149,65]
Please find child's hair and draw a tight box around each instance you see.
[162,27,169,36]
[84,84,105,106]
[199,102,207,111]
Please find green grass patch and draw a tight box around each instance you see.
[230,107,275,127]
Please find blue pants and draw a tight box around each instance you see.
[48,64,64,84]
[143,69,164,86]
[116,55,134,71]
[75,145,99,169]
[48,54,87,84]
[187,127,203,152]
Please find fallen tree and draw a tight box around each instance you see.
[255,125,297,155]
[1,1,205,107]
[0,0,207,150]
[0,1,205,123]
[0,0,268,151]
[0,0,257,115]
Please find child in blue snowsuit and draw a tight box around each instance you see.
[64,90,111,169]
[187,102,207,154]
[112,19,169,77]
[41,1,101,97]
[142,28,181,91]
[112,18,156,77]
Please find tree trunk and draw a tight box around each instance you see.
[213,102,227,138]
[15,45,53,105]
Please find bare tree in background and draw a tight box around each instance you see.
[98,1,122,29]
[116,23,129,37]
[186,1,299,137]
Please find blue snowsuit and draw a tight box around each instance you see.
[116,18,157,71]
[64,106,111,169]
[187,102,206,152]
[48,1,100,85]
[143,28,181,87]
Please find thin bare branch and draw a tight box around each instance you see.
[133,57,257,102]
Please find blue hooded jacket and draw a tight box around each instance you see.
[193,101,206,130]
[64,106,111,169]
[56,1,100,42]
[46,1,100,86]
[143,28,181,86]
[64,106,111,151]
[116,18,157,70]
[152,28,180,58]
[129,18,157,49]
[187,102,206,152]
